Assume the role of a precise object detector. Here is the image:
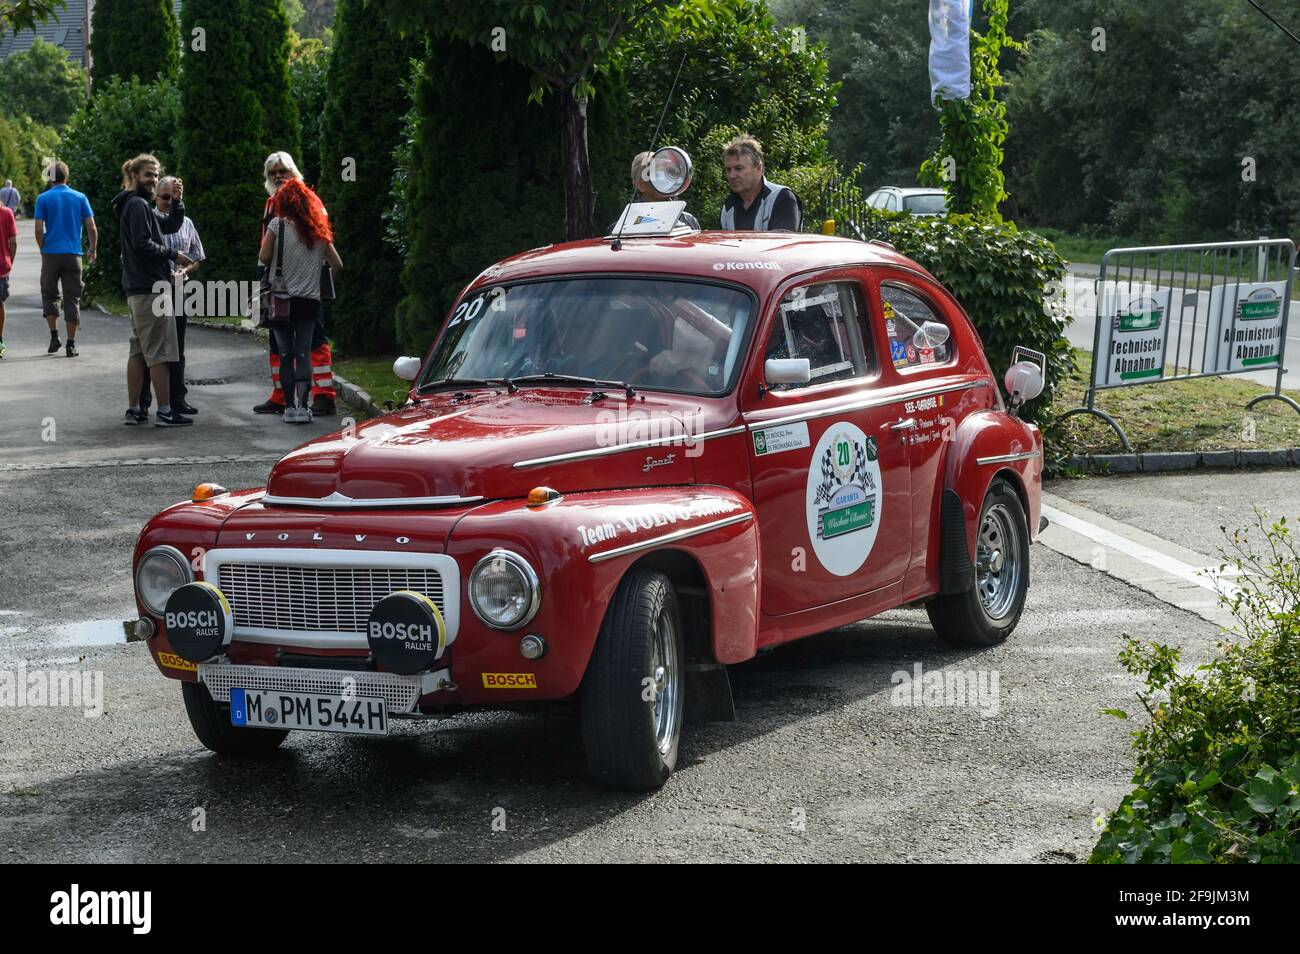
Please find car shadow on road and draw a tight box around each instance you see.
[1,613,996,862]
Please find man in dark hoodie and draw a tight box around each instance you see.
[112,153,193,427]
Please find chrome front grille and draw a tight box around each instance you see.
[201,548,461,649]
[217,563,445,634]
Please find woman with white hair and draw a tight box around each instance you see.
[253,151,337,416]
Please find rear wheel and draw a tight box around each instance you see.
[580,570,685,790]
[182,681,289,755]
[927,478,1030,647]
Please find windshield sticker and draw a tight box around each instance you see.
[805,422,882,576]
[752,421,810,456]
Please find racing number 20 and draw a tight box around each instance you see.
[448,295,486,327]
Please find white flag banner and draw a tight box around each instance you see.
[928,0,972,101]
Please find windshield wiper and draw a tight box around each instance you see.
[507,373,636,399]
[417,376,518,394]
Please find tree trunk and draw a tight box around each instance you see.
[560,85,594,241]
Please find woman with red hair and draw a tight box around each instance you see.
[258,178,343,423]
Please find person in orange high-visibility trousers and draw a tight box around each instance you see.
[253,152,337,416]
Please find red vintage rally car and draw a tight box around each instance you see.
[133,210,1045,790]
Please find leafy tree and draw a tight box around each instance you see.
[288,40,329,187]
[0,36,87,129]
[247,0,299,157]
[317,0,417,353]
[919,0,1022,220]
[392,39,630,354]
[0,0,63,35]
[178,0,269,283]
[372,0,686,240]
[89,0,180,89]
[57,77,182,298]
[0,114,60,216]
[294,0,336,40]
[619,0,838,227]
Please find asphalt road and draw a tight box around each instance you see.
[0,221,1273,863]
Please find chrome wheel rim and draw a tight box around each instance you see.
[649,608,681,755]
[975,503,1022,620]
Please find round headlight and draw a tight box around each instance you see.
[469,550,540,630]
[135,546,194,616]
[649,146,693,197]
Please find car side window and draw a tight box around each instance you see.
[765,281,873,390]
[884,194,899,212]
[880,282,953,370]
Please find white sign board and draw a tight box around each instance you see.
[1093,285,1173,387]
[1203,280,1287,374]
[608,201,687,237]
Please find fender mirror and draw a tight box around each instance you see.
[393,356,422,381]
[765,358,811,385]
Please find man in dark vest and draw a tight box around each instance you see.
[719,135,802,232]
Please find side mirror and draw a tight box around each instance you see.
[765,358,811,385]
[393,356,422,381]
[912,321,950,351]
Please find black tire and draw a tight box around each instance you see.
[927,478,1030,647]
[182,681,289,755]
[580,570,685,790]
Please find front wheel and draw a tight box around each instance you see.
[182,681,289,755]
[927,478,1030,647]
[580,570,685,790]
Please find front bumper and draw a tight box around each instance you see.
[199,661,452,714]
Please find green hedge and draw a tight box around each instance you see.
[1091,515,1300,863]
[57,77,182,300]
[90,0,180,88]
[881,213,1073,428]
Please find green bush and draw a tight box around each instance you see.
[392,39,629,356]
[247,0,300,157]
[0,36,88,130]
[288,40,329,187]
[318,0,417,354]
[881,213,1072,427]
[179,0,270,284]
[1091,514,1300,864]
[0,113,60,217]
[90,0,180,88]
[57,77,182,300]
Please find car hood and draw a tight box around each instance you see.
[263,389,721,506]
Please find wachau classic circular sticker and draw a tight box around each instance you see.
[367,590,446,674]
[805,422,882,576]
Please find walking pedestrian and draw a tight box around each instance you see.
[719,135,803,232]
[258,177,342,424]
[33,162,97,357]
[253,151,338,417]
[0,179,20,215]
[0,198,16,359]
[139,176,205,417]
[112,154,194,427]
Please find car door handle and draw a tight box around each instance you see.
[886,418,916,431]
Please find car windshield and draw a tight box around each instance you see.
[419,277,755,396]
[903,193,947,215]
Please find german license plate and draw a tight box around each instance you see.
[230,687,388,736]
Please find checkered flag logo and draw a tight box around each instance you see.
[815,448,835,506]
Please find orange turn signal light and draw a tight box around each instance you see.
[526,486,561,508]
[192,482,228,503]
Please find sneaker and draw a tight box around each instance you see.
[124,409,146,426]
[310,396,336,416]
[0,339,6,358]
[253,399,285,415]
[286,406,310,424]
[65,341,78,357]
[155,409,194,427]
[176,401,199,415]
[47,335,61,354]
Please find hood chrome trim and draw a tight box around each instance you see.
[261,490,485,509]
[513,425,746,469]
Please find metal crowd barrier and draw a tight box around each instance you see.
[1059,239,1298,450]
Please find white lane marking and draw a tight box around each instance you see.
[1040,504,1226,594]
[0,454,281,473]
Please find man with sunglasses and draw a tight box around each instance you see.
[253,152,337,417]
[138,176,205,418]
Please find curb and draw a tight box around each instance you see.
[94,302,387,420]
[1063,448,1300,474]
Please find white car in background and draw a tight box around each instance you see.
[865,187,948,217]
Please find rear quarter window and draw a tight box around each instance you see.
[880,282,955,371]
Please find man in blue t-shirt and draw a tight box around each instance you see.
[33,161,97,357]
